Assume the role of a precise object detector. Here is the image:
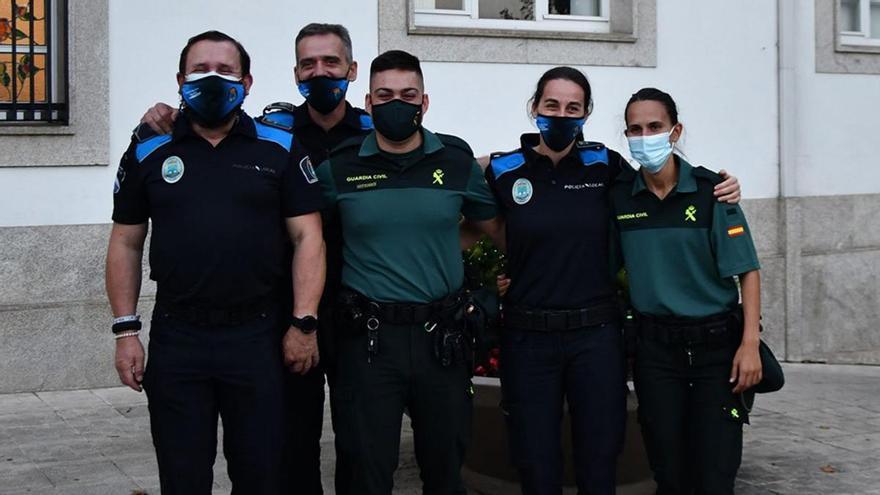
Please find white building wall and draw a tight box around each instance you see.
[0,0,380,227]
[791,4,880,197]
[424,0,779,199]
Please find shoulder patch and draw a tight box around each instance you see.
[135,134,173,163]
[490,151,526,179]
[254,119,294,152]
[692,165,724,186]
[299,156,319,184]
[435,133,474,155]
[359,113,373,131]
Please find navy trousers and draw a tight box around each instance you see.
[500,322,626,495]
[143,308,284,495]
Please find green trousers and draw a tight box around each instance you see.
[332,320,472,495]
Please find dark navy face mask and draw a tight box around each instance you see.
[535,114,586,152]
[180,71,246,128]
[297,76,350,114]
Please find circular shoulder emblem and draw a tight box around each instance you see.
[512,178,533,205]
[162,156,185,184]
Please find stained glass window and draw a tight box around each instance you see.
[0,0,66,123]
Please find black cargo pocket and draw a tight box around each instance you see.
[721,404,749,425]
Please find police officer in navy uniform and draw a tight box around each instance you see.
[107,31,326,494]
[136,23,370,494]
[486,68,629,495]
[485,68,743,495]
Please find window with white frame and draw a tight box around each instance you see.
[413,0,610,34]
[840,0,880,46]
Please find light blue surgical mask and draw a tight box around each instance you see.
[627,130,675,174]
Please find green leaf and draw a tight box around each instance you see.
[0,63,6,75]
[13,28,26,40]
[17,13,33,21]
[1,72,10,88]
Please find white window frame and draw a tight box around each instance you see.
[840,0,880,47]
[413,0,611,34]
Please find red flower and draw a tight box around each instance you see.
[0,19,10,42]
[15,6,27,19]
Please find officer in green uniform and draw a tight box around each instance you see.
[609,88,763,495]
[315,50,500,495]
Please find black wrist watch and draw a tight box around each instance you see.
[290,315,318,334]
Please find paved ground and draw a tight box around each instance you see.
[0,363,878,494]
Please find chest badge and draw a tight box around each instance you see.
[432,169,445,185]
[685,205,697,222]
[161,156,185,184]
[512,178,533,205]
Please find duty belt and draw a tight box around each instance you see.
[503,299,618,332]
[155,298,271,326]
[339,287,464,325]
[636,310,735,345]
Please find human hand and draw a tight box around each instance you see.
[496,274,511,297]
[714,169,741,204]
[730,340,762,394]
[115,336,145,392]
[141,102,178,135]
[282,326,320,375]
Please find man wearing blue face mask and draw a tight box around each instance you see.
[107,30,326,494]
[134,23,371,495]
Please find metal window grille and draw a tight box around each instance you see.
[0,0,67,123]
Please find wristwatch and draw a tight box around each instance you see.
[290,315,318,334]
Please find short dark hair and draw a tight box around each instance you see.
[625,87,679,126]
[178,30,251,76]
[370,50,423,82]
[295,23,353,63]
[528,66,593,116]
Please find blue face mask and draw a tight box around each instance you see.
[298,76,349,114]
[627,130,675,174]
[181,71,246,128]
[535,114,586,152]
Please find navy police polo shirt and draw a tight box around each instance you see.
[487,134,631,309]
[112,111,324,308]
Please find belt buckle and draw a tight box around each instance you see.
[545,311,567,331]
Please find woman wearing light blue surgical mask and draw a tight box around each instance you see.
[474,69,745,495]
[611,87,765,494]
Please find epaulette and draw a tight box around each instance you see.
[489,149,526,179]
[357,112,373,131]
[574,140,609,167]
[435,133,474,155]
[132,122,159,143]
[135,133,173,163]
[258,102,296,131]
[692,165,724,186]
[253,117,294,152]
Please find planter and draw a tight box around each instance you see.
[464,377,655,494]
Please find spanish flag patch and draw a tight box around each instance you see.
[727,225,745,238]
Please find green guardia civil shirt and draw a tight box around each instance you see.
[316,128,498,303]
[609,157,760,317]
